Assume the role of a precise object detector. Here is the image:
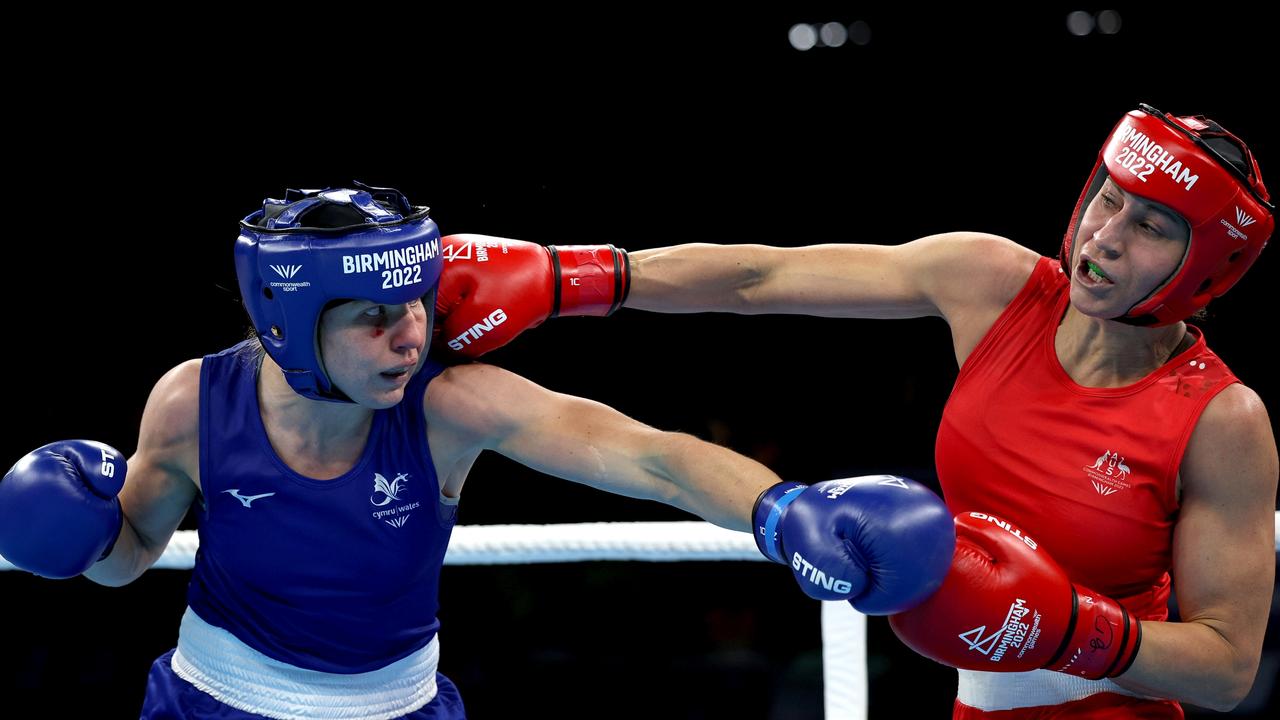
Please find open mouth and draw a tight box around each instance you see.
[1077,258,1114,286]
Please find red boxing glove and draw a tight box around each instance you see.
[889,512,1141,680]
[434,234,630,358]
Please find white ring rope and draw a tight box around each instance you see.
[442,521,766,564]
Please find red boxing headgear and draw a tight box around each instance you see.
[1060,104,1273,326]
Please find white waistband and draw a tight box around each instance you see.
[171,607,438,720]
[957,668,1148,711]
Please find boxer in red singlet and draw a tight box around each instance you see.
[433,105,1277,717]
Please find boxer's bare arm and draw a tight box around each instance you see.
[85,361,201,587]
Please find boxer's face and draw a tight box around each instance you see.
[1068,177,1190,320]
[319,297,430,408]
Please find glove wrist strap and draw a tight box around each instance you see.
[1047,584,1141,680]
[751,482,807,564]
[549,245,630,317]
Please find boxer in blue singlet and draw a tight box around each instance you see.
[0,185,955,719]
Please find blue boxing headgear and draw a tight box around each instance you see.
[235,184,443,403]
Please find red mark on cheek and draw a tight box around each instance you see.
[371,328,385,338]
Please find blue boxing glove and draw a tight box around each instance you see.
[753,475,955,614]
[0,440,126,579]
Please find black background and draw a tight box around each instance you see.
[4,5,1277,717]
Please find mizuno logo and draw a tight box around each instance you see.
[223,489,276,508]
[1236,207,1256,227]
[270,264,302,279]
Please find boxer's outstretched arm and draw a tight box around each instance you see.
[424,362,771,530]
[432,232,1037,358]
[424,363,955,612]
[626,232,1036,321]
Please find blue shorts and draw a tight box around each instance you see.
[139,649,467,719]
